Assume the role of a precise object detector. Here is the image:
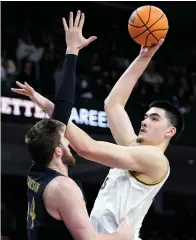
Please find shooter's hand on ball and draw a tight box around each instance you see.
[139,39,164,59]
[64,10,97,55]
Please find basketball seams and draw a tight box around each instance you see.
[128,22,146,29]
[128,6,169,46]
[131,28,151,40]
[134,8,166,43]
[148,29,168,45]
[136,9,146,27]
[145,29,168,46]
[135,10,158,41]
[148,13,165,30]
[145,5,151,26]
[150,28,168,33]
[129,12,165,30]
[145,32,157,46]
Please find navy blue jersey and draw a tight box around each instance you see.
[27,164,84,240]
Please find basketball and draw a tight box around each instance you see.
[128,5,169,47]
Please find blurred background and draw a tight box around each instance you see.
[1,1,196,240]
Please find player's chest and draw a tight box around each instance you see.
[100,170,129,194]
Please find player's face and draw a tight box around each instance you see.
[137,107,176,145]
[58,128,76,167]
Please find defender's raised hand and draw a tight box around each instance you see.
[11,81,54,117]
[63,10,97,53]
[11,81,35,99]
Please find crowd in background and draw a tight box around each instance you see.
[2,2,196,114]
[1,2,196,240]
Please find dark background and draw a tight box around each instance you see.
[1,1,196,240]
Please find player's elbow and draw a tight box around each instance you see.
[104,97,123,112]
[104,97,113,110]
[104,98,116,113]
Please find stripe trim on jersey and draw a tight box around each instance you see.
[129,163,169,186]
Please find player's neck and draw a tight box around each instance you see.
[155,141,168,153]
[48,160,68,176]
[140,141,168,152]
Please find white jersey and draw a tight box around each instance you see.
[90,167,170,240]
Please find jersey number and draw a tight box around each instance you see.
[101,177,109,190]
[27,197,36,228]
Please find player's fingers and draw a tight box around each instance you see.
[16,81,26,89]
[79,36,97,49]
[69,11,74,29]
[16,81,29,92]
[16,81,30,92]
[153,38,164,52]
[141,45,148,52]
[158,38,164,45]
[155,39,164,48]
[74,10,81,28]
[78,12,85,30]
[24,82,34,93]
[11,88,29,96]
[85,36,97,45]
[62,17,68,31]
[121,217,128,224]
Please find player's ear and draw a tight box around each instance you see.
[54,147,62,158]
[165,126,176,139]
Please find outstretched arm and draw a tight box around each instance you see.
[104,40,164,146]
[52,11,96,124]
[66,121,166,173]
[12,81,54,117]
[13,13,79,124]
[52,52,78,124]
[11,83,165,172]
[12,51,77,124]
[12,10,96,125]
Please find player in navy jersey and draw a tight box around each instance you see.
[15,10,133,240]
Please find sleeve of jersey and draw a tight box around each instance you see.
[51,54,78,125]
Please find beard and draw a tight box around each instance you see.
[61,148,76,168]
[136,136,145,144]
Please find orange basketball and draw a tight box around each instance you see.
[128,5,169,46]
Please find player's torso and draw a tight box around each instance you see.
[27,165,76,240]
[90,168,170,239]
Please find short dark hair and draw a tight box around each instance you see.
[149,100,184,139]
[25,119,65,166]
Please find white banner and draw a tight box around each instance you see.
[1,97,109,129]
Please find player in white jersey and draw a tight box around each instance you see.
[88,40,184,238]
[90,162,170,239]
[89,40,184,238]
[12,39,184,239]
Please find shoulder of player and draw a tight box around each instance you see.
[43,176,84,221]
[48,176,78,193]
[43,176,80,202]
[43,176,83,211]
[127,145,168,167]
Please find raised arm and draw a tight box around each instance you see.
[104,40,164,146]
[52,11,96,124]
[66,121,166,174]
[11,83,166,173]
[12,10,96,124]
